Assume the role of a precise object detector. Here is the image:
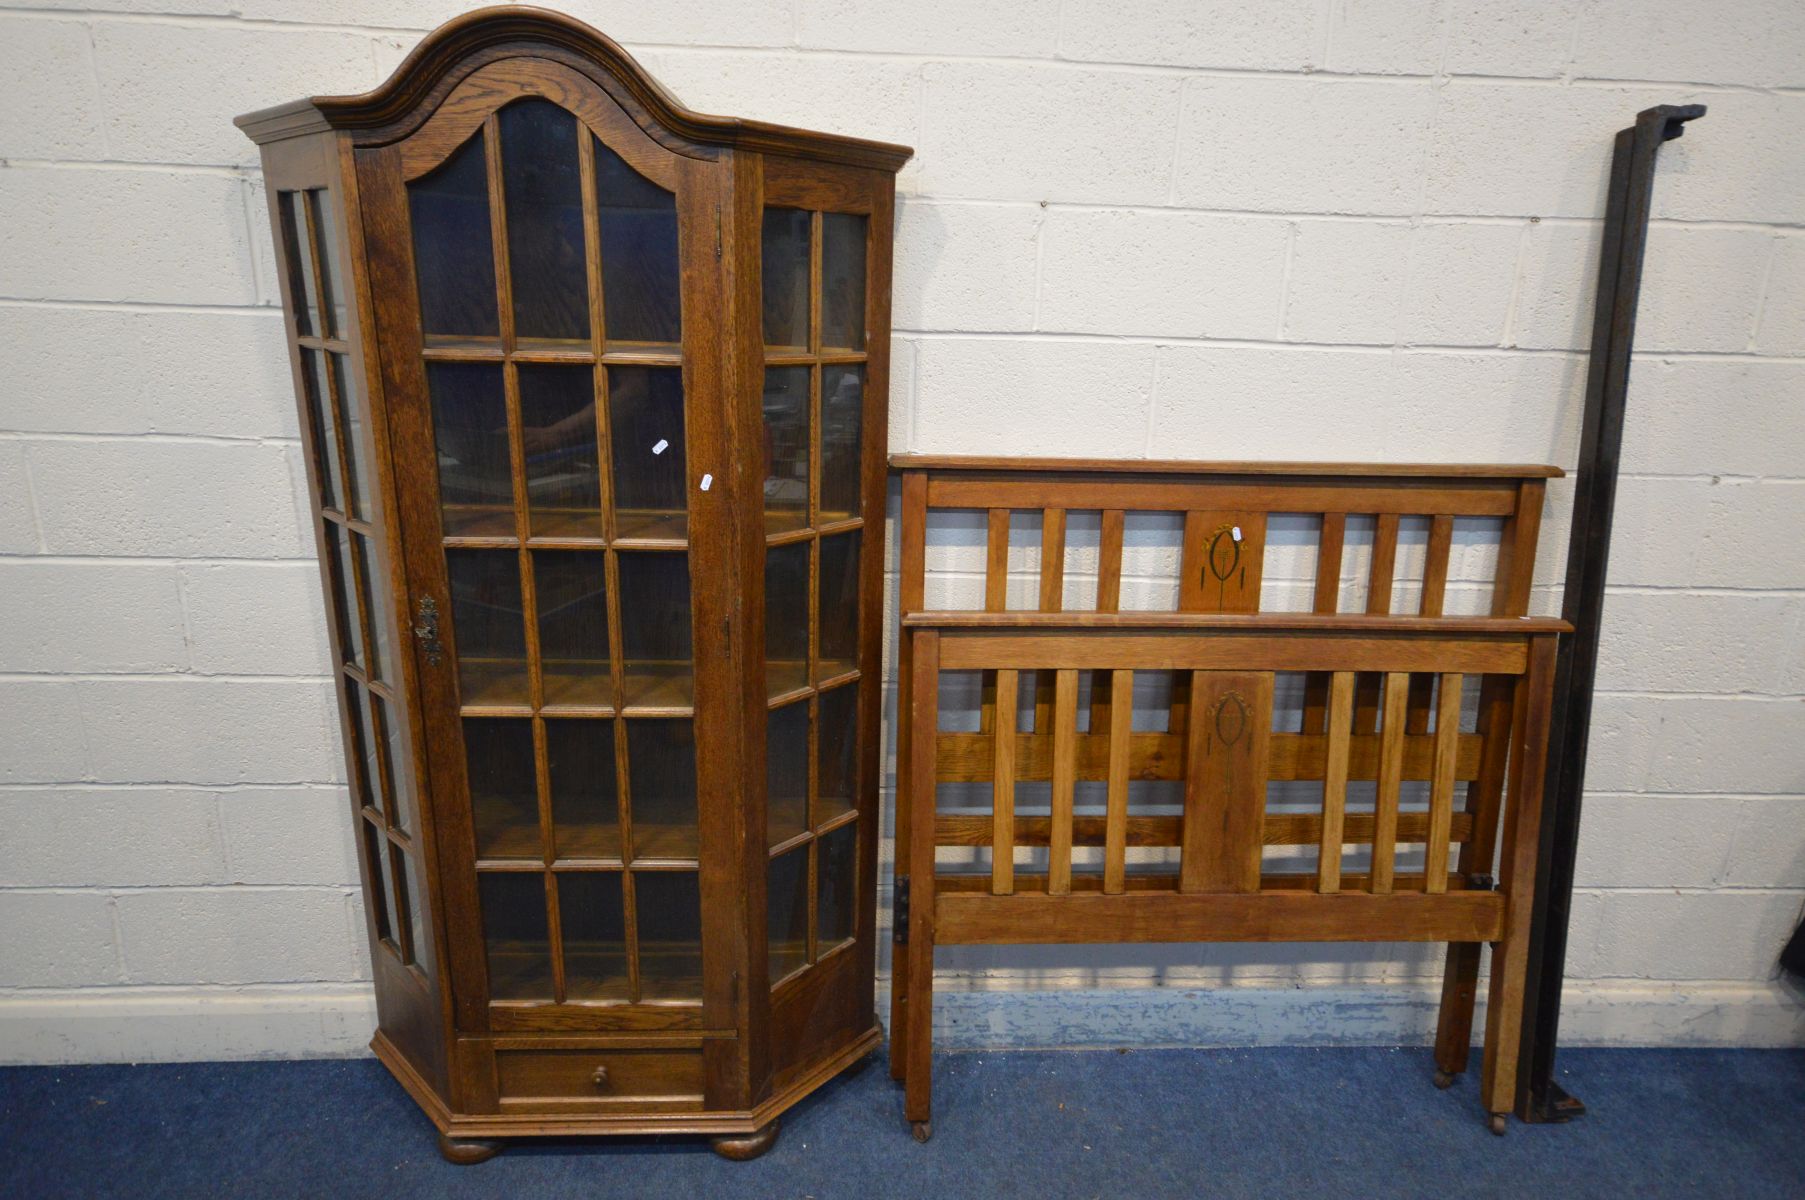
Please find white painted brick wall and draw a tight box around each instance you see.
[0,0,1801,1062]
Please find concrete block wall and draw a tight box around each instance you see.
[1,0,1800,1062]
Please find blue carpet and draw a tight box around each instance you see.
[2,1046,1801,1198]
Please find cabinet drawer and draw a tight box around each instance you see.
[494,1047,704,1109]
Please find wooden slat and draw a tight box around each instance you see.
[1179,672,1270,893]
[937,869,1473,896]
[1039,508,1067,611]
[1367,513,1400,616]
[926,476,1525,518]
[937,631,1531,676]
[1421,514,1453,617]
[1423,673,1464,894]
[1371,672,1409,895]
[984,507,1009,611]
[1303,512,1348,736]
[1180,511,1265,614]
[1317,671,1353,893]
[991,668,1018,896]
[1048,669,1078,895]
[933,889,1505,946]
[936,727,1486,784]
[1103,668,1132,894]
[1096,509,1125,613]
[1491,479,1546,618]
[932,810,1476,850]
[905,611,1568,635]
[891,455,1563,478]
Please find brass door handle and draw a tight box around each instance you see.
[412,595,443,666]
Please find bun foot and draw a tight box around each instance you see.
[1432,1069,1457,1090]
[911,1120,932,1143]
[712,1120,780,1161]
[1488,1114,1508,1137]
[437,1133,503,1164]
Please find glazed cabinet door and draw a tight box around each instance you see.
[756,158,892,1078]
[356,62,729,1036]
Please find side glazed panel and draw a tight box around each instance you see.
[758,157,893,1086]
[258,130,446,1095]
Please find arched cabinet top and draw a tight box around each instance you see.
[235,4,913,173]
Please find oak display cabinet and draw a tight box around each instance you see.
[236,7,909,1162]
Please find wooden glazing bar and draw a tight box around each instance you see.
[1371,672,1409,894]
[1048,669,1078,895]
[933,889,1505,946]
[1423,673,1464,893]
[991,668,1019,896]
[1318,671,1354,894]
[1102,669,1133,894]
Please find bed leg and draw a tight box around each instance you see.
[1433,941,1481,1084]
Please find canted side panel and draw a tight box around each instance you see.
[258,129,448,1096]
[753,156,891,1094]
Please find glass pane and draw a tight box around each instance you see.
[344,681,380,814]
[277,190,320,337]
[817,821,857,950]
[534,551,611,707]
[821,213,867,352]
[761,208,810,351]
[519,365,602,537]
[322,524,364,671]
[399,850,429,969]
[500,99,590,344]
[766,700,808,848]
[617,553,691,709]
[330,354,374,521]
[381,694,414,834]
[353,532,390,683]
[607,367,686,540]
[595,138,680,349]
[761,366,809,534]
[635,871,702,1001]
[303,351,343,511]
[816,682,858,825]
[819,364,864,522]
[768,846,808,983]
[764,541,809,698]
[386,841,412,961]
[559,871,628,1002]
[361,820,392,942]
[548,719,619,859]
[626,718,696,860]
[307,190,346,338]
[818,533,860,681]
[446,549,528,705]
[362,690,402,821]
[409,133,498,339]
[480,871,553,1001]
[427,362,513,537]
[464,718,538,859]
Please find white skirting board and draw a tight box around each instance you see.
[1,979,1800,1065]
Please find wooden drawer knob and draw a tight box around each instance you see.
[591,1064,611,1089]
